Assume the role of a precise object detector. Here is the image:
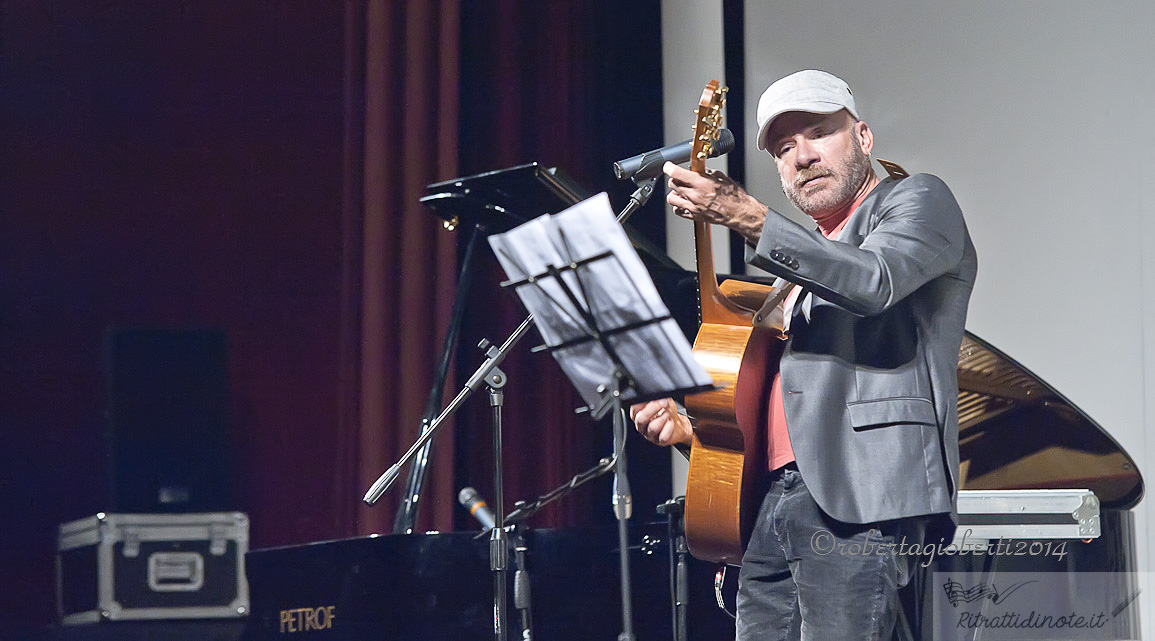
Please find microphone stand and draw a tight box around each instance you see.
[362,320,532,506]
[504,455,617,525]
[486,353,510,641]
[510,525,533,641]
[618,176,657,225]
[611,173,659,641]
[608,373,636,641]
[657,497,689,641]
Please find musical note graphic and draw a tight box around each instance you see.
[942,579,1036,607]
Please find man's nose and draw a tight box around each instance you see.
[794,139,820,168]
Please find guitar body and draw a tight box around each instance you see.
[681,82,791,564]
[685,318,758,564]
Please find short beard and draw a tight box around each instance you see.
[781,135,871,219]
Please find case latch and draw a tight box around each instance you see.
[1073,493,1101,537]
[209,523,229,556]
[122,528,142,558]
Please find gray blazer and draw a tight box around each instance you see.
[747,173,977,530]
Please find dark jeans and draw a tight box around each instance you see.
[735,467,917,641]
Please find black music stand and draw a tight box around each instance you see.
[490,195,713,641]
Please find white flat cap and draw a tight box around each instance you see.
[756,69,858,152]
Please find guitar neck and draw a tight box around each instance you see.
[695,220,753,325]
[690,80,751,326]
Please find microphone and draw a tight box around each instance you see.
[457,486,496,530]
[613,128,735,181]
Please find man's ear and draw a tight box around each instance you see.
[854,120,874,156]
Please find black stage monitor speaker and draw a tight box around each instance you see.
[106,328,231,513]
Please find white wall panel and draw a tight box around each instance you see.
[660,0,728,495]
[740,1,1154,632]
[665,0,1154,630]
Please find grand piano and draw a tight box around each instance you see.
[245,167,1145,640]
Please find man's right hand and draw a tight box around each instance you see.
[629,398,693,447]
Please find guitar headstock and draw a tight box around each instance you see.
[690,80,727,176]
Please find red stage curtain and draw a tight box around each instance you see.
[452,0,668,529]
[332,0,462,536]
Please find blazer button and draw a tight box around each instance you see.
[790,259,800,269]
[770,250,783,260]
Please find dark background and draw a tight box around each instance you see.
[0,0,670,632]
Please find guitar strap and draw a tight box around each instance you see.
[752,279,796,335]
[877,158,910,179]
[780,285,805,334]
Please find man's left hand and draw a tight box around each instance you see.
[664,161,767,243]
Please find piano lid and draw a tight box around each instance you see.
[957,333,1143,510]
[421,163,592,233]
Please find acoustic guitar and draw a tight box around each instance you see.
[682,81,792,564]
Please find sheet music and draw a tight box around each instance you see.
[488,192,712,410]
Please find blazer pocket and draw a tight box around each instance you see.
[846,397,936,430]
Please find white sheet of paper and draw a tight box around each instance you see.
[488,192,712,410]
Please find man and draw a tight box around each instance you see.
[631,70,977,640]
